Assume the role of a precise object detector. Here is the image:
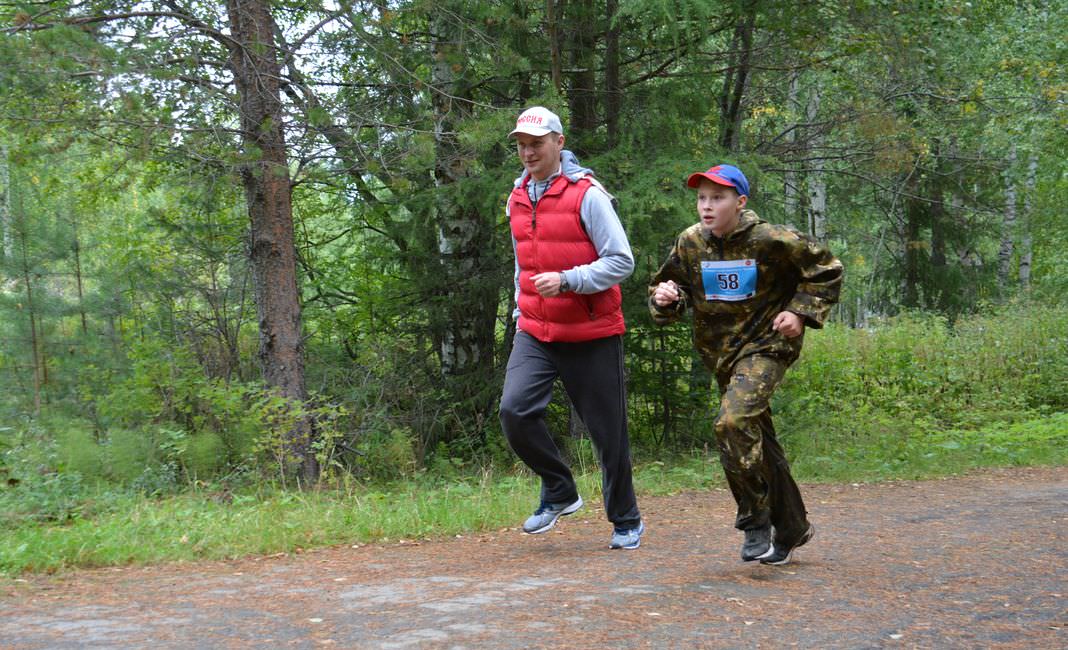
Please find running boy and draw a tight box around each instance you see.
[648,164,843,565]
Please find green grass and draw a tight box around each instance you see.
[2,411,1065,576]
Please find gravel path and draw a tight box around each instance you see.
[2,465,1065,649]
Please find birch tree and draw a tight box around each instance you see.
[996,143,1017,295]
[804,83,826,240]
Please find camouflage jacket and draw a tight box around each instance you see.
[648,210,843,378]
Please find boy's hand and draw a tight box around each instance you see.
[653,281,680,306]
[772,311,804,338]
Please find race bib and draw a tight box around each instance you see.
[701,259,757,301]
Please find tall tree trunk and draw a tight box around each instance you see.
[1018,153,1037,291]
[225,0,315,481]
[0,144,12,264]
[19,238,43,415]
[566,0,598,154]
[783,70,800,227]
[604,0,621,148]
[547,0,563,93]
[719,11,754,152]
[996,143,1017,295]
[10,169,43,414]
[929,138,947,270]
[430,7,495,385]
[72,220,89,335]
[805,84,826,240]
[902,171,924,309]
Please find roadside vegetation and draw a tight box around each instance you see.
[3,1,1066,578]
[3,302,1065,576]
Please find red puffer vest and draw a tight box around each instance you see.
[509,174,626,343]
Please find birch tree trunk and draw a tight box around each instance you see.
[805,84,826,240]
[1018,153,1037,291]
[783,70,801,227]
[430,7,495,384]
[0,144,12,264]
[225,0,315,481]
[996,143,1017,295]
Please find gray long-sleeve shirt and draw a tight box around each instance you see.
[507,151,634,317]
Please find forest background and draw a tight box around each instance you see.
[0,0,1066,571]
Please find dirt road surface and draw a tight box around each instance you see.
[1,465,1065,649]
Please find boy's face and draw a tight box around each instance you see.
[515,132,564,182]
[696,179,747,237]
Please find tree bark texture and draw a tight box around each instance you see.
[903,171,924,309]
[430,8,495,383]
[10,169,44,414]
[604,0,621,148]
[72,222,89,335]
[805,84,826,240]
[547,0,562,93]
[996,143,1017,295]
[1018,153,1036,291]
[0,145,12,263]
[783,70,800,227]
[719,11,754,152]
[225,0,314,479]
[565,0,598,155]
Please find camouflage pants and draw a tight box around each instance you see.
[714,354,809,546]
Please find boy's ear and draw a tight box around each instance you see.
[737,194,748,210]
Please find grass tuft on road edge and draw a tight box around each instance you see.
[1,413,1065,576]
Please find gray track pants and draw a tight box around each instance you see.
[500,331,641,528]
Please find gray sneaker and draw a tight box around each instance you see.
[609,520,645,550]
[741,525,772,562]
[759,524,815,565]
[522,496,583,534]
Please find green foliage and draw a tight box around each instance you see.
[2,1,1066,513]
[775,303,1068,474]
[354,428,418,482]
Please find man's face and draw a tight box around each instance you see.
[696,179,746,237]
[515,132,564,181]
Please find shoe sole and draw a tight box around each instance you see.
[523,496,584,534]
[759,525,814,565]
[609,522,645,550]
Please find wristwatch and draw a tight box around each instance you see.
[558,272,570,293]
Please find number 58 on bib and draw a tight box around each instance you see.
[701,259,757,301]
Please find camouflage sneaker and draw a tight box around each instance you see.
[609,520,645,550]
[759,524,815,565]
[740,524,772,562]
[522,496,583,534]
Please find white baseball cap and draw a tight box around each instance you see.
[508,106,564,137]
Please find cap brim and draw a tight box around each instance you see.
[686,172,735,189]
[509,126,554,137]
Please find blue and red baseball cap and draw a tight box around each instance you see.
[686,164,750,197]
